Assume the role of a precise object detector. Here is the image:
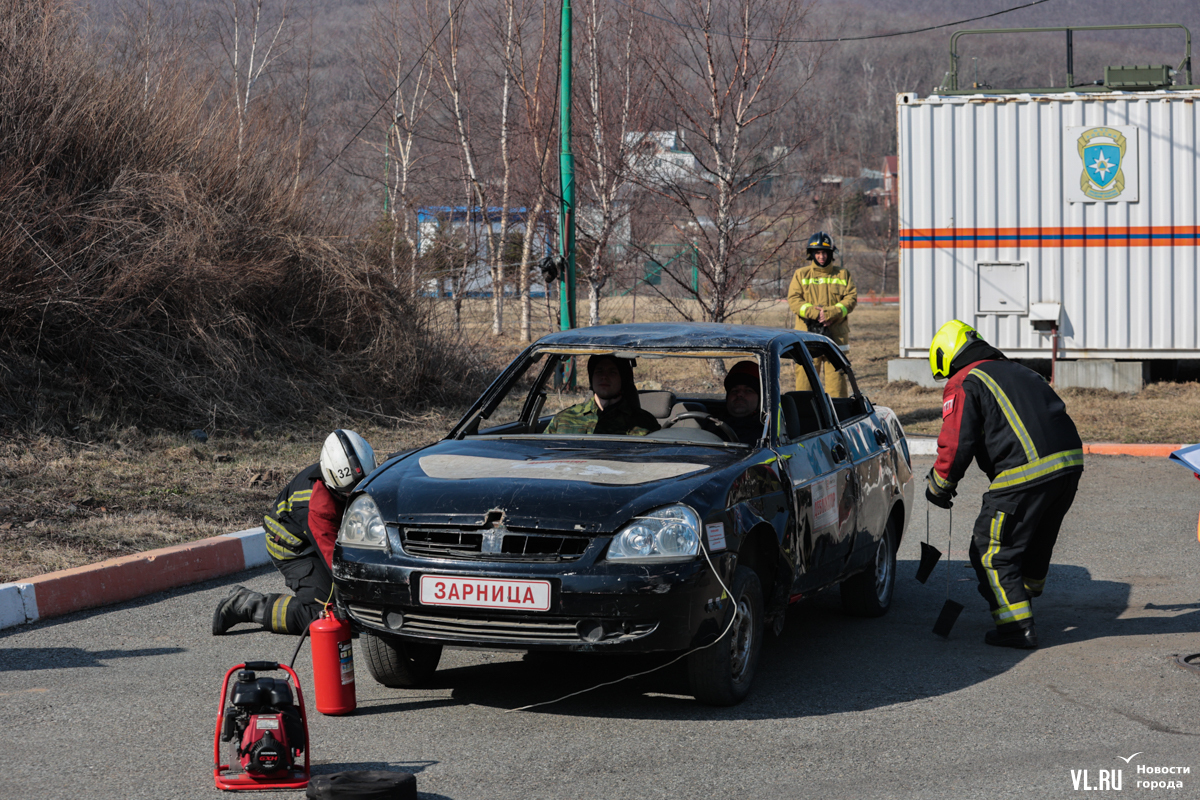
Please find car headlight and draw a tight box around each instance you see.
[338,494,388,550]
[606,504,701,562]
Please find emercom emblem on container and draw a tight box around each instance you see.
[1079,127,1126,199]
[1066,125,1139,203]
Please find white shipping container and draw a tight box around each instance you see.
[896,90,1200,360]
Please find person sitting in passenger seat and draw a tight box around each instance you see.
[545,354,661,436]
[718,360,764,444]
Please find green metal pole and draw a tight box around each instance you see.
[558,0,576,334]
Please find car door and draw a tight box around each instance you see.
[771,344,858,591]
[806,340,891,563]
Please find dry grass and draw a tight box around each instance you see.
[0,420,457,583]
[0,1,488,435]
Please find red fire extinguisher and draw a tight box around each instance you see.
[309,606,356,716]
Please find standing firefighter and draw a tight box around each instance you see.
[212,430,377,636]
[925,320,1083,649]
[787,231,857,397]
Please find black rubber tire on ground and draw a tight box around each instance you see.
[306,770,417,800]
[840,517,897,617]
[361,631,442,688]
[687,565,764,706]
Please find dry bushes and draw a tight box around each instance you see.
[0,1,486,434]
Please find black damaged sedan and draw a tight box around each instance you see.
[333,323,914,705]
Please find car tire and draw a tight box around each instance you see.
[840,517,897,617]
[687,565,764,706]
[361,631,442,688]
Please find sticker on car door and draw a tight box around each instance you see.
[812,475,838,529]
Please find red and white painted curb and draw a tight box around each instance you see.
[0,440,1188,632]
[905,438,1183,458]
[0,527,268,630]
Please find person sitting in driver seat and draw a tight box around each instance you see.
[545,354,661,436]
[718,360,764,444]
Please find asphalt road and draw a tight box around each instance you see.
[3,455,1200,800]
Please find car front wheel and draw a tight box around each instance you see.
[361,630,442,688]
[687,565,763,706]
[840,517,897,617]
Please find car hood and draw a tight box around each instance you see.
[363,437,754,534]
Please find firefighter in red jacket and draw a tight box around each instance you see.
[212,430,376,635]
[925,320,1083,649]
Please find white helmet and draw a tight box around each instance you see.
[319,429,377,493]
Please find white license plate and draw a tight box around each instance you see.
[418,575,551,611]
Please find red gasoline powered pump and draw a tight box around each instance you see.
[213,661,310,791]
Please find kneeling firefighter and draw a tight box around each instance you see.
[925,321,1083,649]
[213,430,377,635]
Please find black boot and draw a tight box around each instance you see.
[985,620,1038,649]
[212,586,269,635]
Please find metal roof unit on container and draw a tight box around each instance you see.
[895,24,1200,383]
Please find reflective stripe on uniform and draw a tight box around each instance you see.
[800,277,848,286]
[1024,577,1046,596]
[990,449,1084,491]
[835,302,848,316]
[982,510,1015,614]
[271,596,291,633]
[969,368,1039,463]
[992,600,1033,625]
[930,469,957,492]
[264,515,307,560]
[798,303,814,316]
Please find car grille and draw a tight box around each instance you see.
[346,604,656,644]
[400,527,593,562]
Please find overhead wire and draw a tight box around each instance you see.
[607,0,1054,44]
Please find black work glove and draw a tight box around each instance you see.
[925,485,953,509]
[925,467,955,509]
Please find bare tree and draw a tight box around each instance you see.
[635,0,818,339]
[110,0,197,110]
[359,0,437,285]
[214,0,294,166]
[574,0,650,327]
[487,0,518,336]
[508,0,559,342]
[428,0,498,320]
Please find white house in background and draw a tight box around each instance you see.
[623,131,707,186]
[416,206,553,297]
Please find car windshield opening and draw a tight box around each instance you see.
[466,350,765,445]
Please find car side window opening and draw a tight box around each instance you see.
[802,342,870,424]
[777,348,833,442]
[469,354,546,435]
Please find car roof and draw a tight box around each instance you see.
[532,322,817,350]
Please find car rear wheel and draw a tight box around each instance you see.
[361,631,442,688]
[840,517,897,617]
[687,565,763,706]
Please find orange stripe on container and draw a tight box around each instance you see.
[900,225,1200,248]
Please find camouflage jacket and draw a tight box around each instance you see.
[545,396,661,436]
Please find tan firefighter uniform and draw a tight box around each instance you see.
[787,260,858,397]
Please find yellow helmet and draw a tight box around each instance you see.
[929,320,981,380]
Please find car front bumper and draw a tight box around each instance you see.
[333,546,734,653]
